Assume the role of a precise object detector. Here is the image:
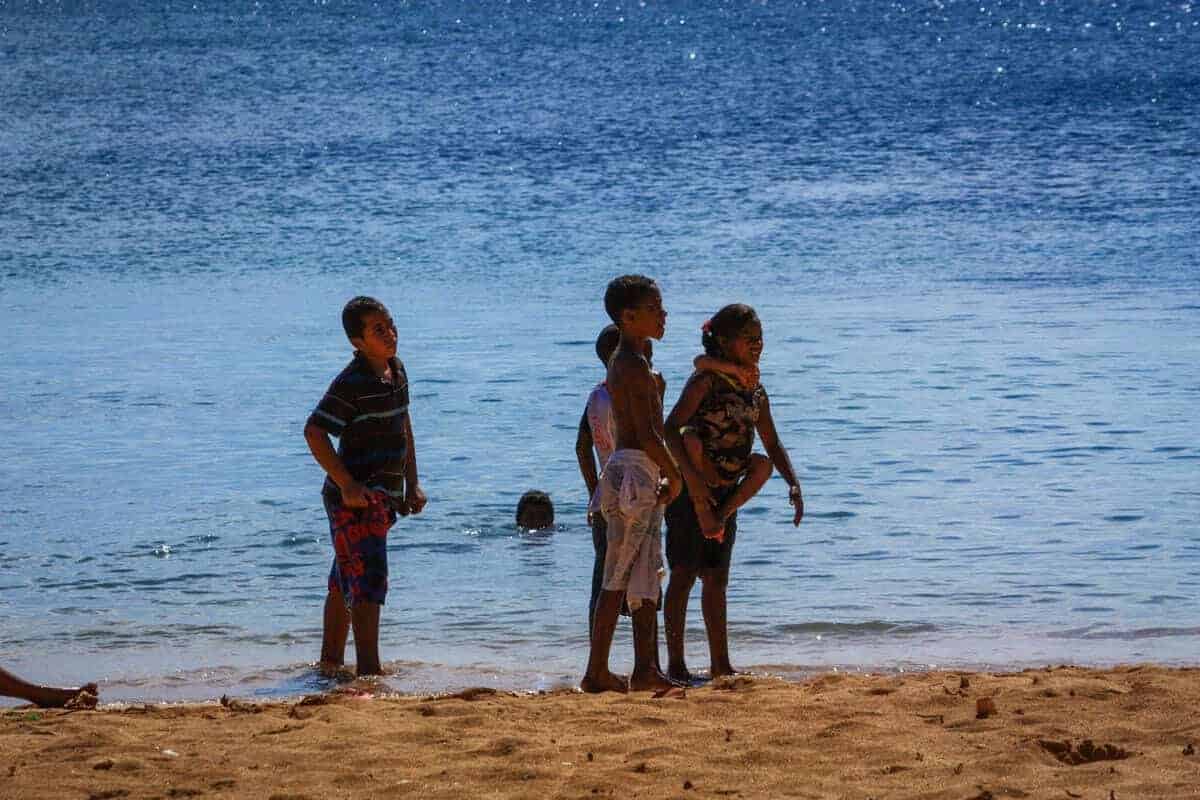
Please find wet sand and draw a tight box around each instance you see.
[3,666,1199,799]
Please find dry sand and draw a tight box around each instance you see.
[3,666,1199,799]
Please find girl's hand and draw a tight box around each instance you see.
[736,364,760,387]
[789,485,803,526]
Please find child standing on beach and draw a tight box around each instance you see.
[581,276,682,694]
[663,304,803,683]
[304,296,427,676]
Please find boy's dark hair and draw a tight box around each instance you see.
[702,303,760,358]
[603,275,658,325]
[516,490,554,527]
[342,296,389,341]
[595,324,621,366]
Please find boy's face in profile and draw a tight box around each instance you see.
[621,286,667,341]
[351,310,398,361]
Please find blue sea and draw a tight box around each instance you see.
[1,1,1198,702]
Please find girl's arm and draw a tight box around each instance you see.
[754,393,803,526]
[693,354,759,388]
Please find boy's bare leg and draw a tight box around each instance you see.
[582,590,628,693]
[350,602,383,676]
[319,588,351,670]
[701,568,737,676]
[715,454,773,522]
[628,603,674,692]
[664,567,699,683]
[0,667,97,708]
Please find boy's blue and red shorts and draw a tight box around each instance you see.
[324,492,397,607]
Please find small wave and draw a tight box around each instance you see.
[773,621,939,638]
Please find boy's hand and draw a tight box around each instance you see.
[340,480,370,509]
[789,485,804,526]
[405,484,428,515]
[658,475,682,506]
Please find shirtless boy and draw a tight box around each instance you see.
[581,275,682,694]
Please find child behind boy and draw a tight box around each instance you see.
[574,324,621,637]
[303,296,427,676]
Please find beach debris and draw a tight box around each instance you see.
[1183,743,1195,756]
[586,752,594,762]
[954,763,964,775]
[725,728,734,742]
[683,779,695,790]
[93,759,115,771]
[1038,739,1131,765]
[1064,791,1082,799]
[917,712,944,725]
[166,789,202,798]
[219,694,261,714]
[652,686,687,699]
[87,791,130,800]
[632,762,649,773]
[960,675,971,690]
[295,693,329,707]
[161,749,180,759]
[712,675,753,692]
[975,698,997,719]
[442,686,497,701]
[967,790,994,800]
[211,780,236,789]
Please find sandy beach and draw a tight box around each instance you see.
[3,666,1198,799]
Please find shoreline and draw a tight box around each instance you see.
[5,664,1199,799]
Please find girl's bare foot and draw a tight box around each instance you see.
[695,504,725,543]
[581,671,628,694]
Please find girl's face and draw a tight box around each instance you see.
[724,320,763,366]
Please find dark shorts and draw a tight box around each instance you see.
[665,485,738,572]
[324,493,396,607]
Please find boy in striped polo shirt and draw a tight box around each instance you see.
[304,296,427,676]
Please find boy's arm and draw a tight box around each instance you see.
[754,394,803,526]
[575,411,599,499]
[664,373,716,510]
[303,422,369,508]
[693,354,759,388]
[402,413,427,514]
[616,357,682,504]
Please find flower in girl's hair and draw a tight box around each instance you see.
[701,319,713,334]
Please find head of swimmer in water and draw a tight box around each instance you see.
[516,490,555,530]
[702,304,762,368]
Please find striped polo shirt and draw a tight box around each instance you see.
[307,353,410,504]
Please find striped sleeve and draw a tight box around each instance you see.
[307,380,357,437]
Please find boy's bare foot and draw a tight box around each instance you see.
[629,668,678,693]
[580,671,628,694]
[30,682,98,709]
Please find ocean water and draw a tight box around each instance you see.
[1,1,1198,702]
